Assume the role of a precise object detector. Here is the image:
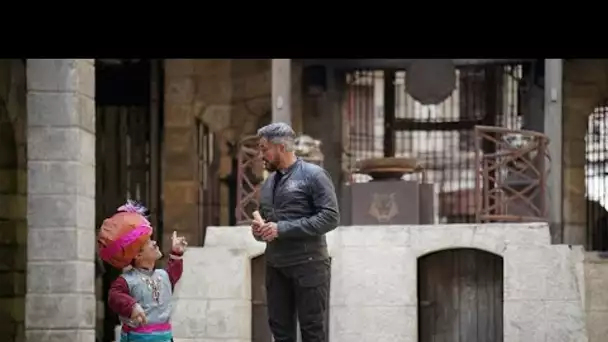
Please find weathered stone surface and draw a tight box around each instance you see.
[165,77,195,104]
[26,261,94,293]
[173,223,588,341]
[25,294,95,328]
[164,103,194,128]
[164,127,194,154]
[27,128,94,162]
[163,59,280,248]
[27,162,94,197]
[26,59,94,98]
[27,228,94,261]
[27,195,94,229]
[25,330,95,342]
[201,104,232,132]
[27,93,94,132]
[26,59,95,341]
[163,181,197,205]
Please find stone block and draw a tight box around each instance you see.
[504,245,582,302]
[173,223,589,341]
[27,195,93,229]
[230,59,269,78]
[26,59,93,97]
[205,300,250,339]
[586,310,608,342]
[563,138,587,167]
[27,92,80,128]
[78,94,95,134]
[27,127,83,162]
[27,261,94,294]
[331,246,416,306]
[193,59,231,77]
[165,77,195,104]
[504,245,551,301]
[171,299,208,338]
[165,59,195,78]
[242,71,271,100]
[25,294,95,329]
[330,306,415,342]
[25,329,95,342]
[585,259,608,311]
[194,75,232,104]
[78,130,95,166]
[201,104,232,132]
[164,127,194,154]
[339,225,409,247]
[28,228,94,262]
[172,299,251,340]
[163,181,198,205]
[28,161,80,195]
[77,163,95,198]
[174,247,249,300]
[503,300,546,341]
[162,204,199,243]
[164,153,197,181]
[165,103,194,128]
[545,301,587,342]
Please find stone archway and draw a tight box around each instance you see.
[0,59,27,342]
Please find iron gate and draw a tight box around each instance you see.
[344,63,529,223]
[95,59,163,342]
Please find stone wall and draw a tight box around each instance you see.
[162,59,302,248]
[562,59,608,246]
[171,223,587,342]
[0,59,27,342]
[583,252,608,342]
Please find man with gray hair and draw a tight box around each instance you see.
[252,122,339,342]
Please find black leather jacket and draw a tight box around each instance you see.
[255,159,340,267]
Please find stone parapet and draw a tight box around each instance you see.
[171,223,587,342]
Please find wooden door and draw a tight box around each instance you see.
[418,248,503,342]
[252,254,273,342]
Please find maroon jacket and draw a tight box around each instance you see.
[108,251,184,318]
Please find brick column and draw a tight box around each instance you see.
[25,59,96,342]
[162,59,200,249]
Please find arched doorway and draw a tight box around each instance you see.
[418,248,504,342]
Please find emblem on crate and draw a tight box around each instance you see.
[369,193,399,223]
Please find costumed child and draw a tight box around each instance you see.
[97,200,188,342]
